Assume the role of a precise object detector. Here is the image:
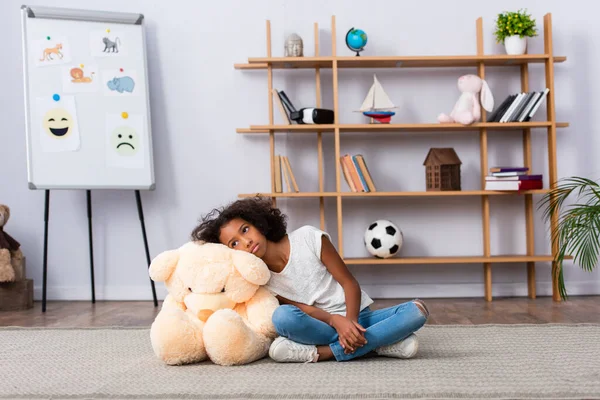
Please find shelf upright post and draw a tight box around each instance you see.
[520,62,536,299]
[315,22,326,230]
[266,20,276,206]
[331,15,343,256]
[543,13,561,302]
[476,17,493,301]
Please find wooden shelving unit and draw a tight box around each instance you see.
[234,14,568,302]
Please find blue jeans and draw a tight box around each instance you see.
[271,300,427,361]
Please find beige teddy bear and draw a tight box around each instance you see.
[148,240,280,366]
[0,204,24,282]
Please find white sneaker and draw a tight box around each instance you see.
[375,333,419,359]
[269,337,319,363]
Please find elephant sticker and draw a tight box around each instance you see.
[102,70,138,96]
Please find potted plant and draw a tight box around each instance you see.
[538,177,600,300]
[494,9,538,55]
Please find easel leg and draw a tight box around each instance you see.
[42,190,50,313]
[87,190,95,304]
[135,190,158,307]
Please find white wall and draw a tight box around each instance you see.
[1,0,598,301]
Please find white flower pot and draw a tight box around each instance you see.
[504,35,527,55]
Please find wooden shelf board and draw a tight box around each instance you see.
[237,122,569,134]
[237,55,566,69]
[234,63,269,70]
[344,255,569,265]
[340,122,569,132]
[238,192,339,198]
[336,55,566,68]
[245,57,334,68]
[246,124,335,132]
[239,190,549,198]
[341,190,550,197]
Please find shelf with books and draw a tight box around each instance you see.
[235,54,566,70]
[235,13,567,302]
[236,122,569,134]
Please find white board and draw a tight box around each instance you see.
[20,5,155,190]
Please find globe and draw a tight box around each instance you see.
[345,28,367,56]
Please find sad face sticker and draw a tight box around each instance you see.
[110,126,139,155]
[105,113,144,169]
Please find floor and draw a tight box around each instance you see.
[1,296,599,327]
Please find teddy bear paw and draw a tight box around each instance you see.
[0,249,15,282]
[203,309,270,366]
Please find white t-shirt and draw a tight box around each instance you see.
[265,225,374,316]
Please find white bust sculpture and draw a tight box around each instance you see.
[285,33,303,57]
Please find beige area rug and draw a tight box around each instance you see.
[1,324,599,400]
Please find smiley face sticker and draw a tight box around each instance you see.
[36,95,81,152]
[110,126,139,156]
[42,108,73,138]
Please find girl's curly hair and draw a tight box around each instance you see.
[191,196,288,244]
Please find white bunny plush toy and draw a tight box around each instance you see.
[438,74,494,125]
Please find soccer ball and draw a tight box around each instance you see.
[364,220,403,259]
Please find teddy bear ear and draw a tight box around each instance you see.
[148,249,179,282]
[0,205,9,223]
[231,250,270,286]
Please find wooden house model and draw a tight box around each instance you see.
[423,148,462,191]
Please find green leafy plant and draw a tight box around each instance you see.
[538,177,600,300]
[494,9,538,43]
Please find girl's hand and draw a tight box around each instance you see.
[329,315,367,353]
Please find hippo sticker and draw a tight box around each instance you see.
[102,69,138,96]
[107,76,135,93]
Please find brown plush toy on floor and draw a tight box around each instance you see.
[0,205,24,282]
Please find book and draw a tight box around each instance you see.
[485,174,543,181]
[355,155,377,192]
[489,167,529,173]
[339,154,377,192]
[486,89,549,123]
[485,179,543,191]
[491,171,528,176]
[272,89,291,125]
[274,155,282,192]
[282,156,299,192]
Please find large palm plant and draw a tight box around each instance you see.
[538,177,600,300]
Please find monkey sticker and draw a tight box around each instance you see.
[89,29,128,57]
[62,64,99,93]
[31,35,72,67]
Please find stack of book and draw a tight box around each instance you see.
[340,154,377,192]
[484,167,543,191]
[274,155,299,193]
[487,88,549,123]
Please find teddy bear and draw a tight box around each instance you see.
[438,74,494,125]
[148,240,280,366]
[0,204,24,282]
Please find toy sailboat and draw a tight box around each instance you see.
[357,75,397,123]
